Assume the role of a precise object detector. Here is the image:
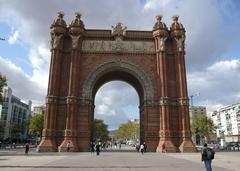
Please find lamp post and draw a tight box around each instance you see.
[190,92,200,106]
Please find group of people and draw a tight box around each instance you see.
[135,142,147,154]
[90,142,101,155]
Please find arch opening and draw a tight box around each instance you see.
[93,80,140,151]
[90,68,146,151]
[92,70,144,104]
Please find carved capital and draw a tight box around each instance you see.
[159,130,171,137]
[42,129,56,137]
[159,97,170,105]
[178,98,189,106]
[67,96,78,104]
[46,96,58,104]
[160,130,180,138]
[64,129,77,137]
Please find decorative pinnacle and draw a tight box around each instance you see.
[172,15,179,22]
[156,15,162,21]
[57,11,65,18]
[75,12,81,19]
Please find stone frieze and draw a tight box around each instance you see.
[81,39,155,53]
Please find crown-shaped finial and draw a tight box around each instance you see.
[57,11,65,18]
[172,15,179,22]
[156,15,162,21]
[75,12,81,19]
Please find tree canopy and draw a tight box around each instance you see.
[29,114,44,137]
[93,119,109,142]
[115,120,139,141]
[0,120,4,140]
[192,115,216,143]
[0,73,7,103]
[10,123,22,140]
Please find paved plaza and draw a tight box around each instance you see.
[0,148,239,171]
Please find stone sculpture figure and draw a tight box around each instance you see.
[112,22,127,37]
[51,34,64,49]
[70,35,81,49]
[159,37,168,51]
[174,35,185,52]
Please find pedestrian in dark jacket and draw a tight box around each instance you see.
[143,142,147,152]
[90,142,95,154]
[201,143,215,171]
[96,142,101,156]
[25,142,29,155]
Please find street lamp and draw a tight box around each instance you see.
[190,92,200,106]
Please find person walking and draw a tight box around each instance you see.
[96,142,101,156]
[201,143,215,171]
[136,144,140,152]
[90,142,95,154]
[162,143,166,153]
[140,144,144,154]
[25,142,30,155]
[143,142,147,152]
[67,141,71,152]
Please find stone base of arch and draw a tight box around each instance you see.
[156,139,179,153]
[37,138,57,152]
[179,138,197,152]
[58,138,79,152]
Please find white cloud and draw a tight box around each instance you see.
[95,81,139,129]
[199,100,224,117]
[188,59,240,112]
[96,104,116,116]
[0,56,46,105]
[8,28,19,44]
[143,0,174,11]
[29,45,50,88]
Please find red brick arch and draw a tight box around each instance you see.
[37,13,196,152]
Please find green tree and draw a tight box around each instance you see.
[115,120,139,141]
[0,120,4,140]
[93,119,109,142]
[29,114,44,138]
[192,115,216,144]
[0,73,7,103]
[10,123,22,140]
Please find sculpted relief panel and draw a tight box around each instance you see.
[81,39,155,53]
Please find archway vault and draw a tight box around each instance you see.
[37,13,196,153]
[82,59,154,103]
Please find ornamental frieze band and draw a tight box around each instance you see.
[81,40,155,53]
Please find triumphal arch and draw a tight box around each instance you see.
[37,12,196,152]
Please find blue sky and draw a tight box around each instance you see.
[0,0,240,129]
[0,22,32,75]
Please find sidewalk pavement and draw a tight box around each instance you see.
[0,150,239,171]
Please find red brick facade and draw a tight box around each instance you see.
[37,13,196,152]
